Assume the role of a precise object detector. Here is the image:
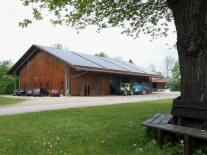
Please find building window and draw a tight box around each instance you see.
[24,84,26,90]
[34,83,37,88]
[60,82,63,91]
[153,83,157,88]
[47,83,49,91]
[40,83,43,89]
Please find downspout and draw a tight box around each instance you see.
[68,71,87,96]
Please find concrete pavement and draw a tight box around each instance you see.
[0,92,180,116]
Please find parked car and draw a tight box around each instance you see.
[12,90,19,96]
[17,90,26,96]
[50,89,60,97]
[26,90,33,96]
[33,88,49,97]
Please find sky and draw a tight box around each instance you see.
[0,1,178,72]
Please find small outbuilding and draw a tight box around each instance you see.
[150,77,171,92]
[7,45,161,96]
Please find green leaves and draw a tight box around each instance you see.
[20,0,173,40]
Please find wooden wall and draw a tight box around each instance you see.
[152,83,166,92]
[98,75,110,95]
[69,69,82,95]
[84,71,96,96]
[145,77,151,94]
[19,51,68,95]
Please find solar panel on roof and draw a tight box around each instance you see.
[73,52,128,71]
[39,46,103,69]
[99,57,145,73]
[120,60,159,75]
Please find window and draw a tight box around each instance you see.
[40,83,43,89]
[60,82,63,91]
[24,84,26,90]
[153,83,157,88]
[47,83,49,91]
[34,83,37,88]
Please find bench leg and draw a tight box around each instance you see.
[178,117,182,126]
[184,135,191,155]
[158,129,163,149]
[204,120,207,130]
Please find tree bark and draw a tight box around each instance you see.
[167,0,207,101]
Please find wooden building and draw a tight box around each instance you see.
[150,77,171,92]
[7,45,161,96]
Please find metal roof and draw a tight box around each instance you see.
[7,44,160,77]
[39,46,103,69]
[73,52,128,71]
[119,60,159,76]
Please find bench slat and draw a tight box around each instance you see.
[141,123,207,140]
[152,113,169,124]
[161,113,173,124]
[142,113,172,126]
[171,108,207,120]
[173,97,207,110]
[142,113,162,124]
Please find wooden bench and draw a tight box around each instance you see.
[141,96,207,155]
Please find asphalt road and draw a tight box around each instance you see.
[0,92,180,116]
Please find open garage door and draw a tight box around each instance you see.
[110,75,130,94]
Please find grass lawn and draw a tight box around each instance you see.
[0,99,175,155]
[0,97,26,106]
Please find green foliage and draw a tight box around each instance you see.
[94,52,108,58]
[192,139,207,155]
[169,60,180,91]
[129,59,134,64]
[0,60,18,94]
[19,0,173,40]
[54,43,63,50]
[156,71,163,76]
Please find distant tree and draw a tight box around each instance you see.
[156,71,163,76]
[115,56,123,61]
[169,60,180,91]
[160,56,175,81]
[129,59,134,64]
[147,63,156,72]
[94,52,109,58]
[53,43,63,50]
[0,60,19,94]
[52,43,69,51]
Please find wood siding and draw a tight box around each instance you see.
[19,50,67,95]
[84,71,97,96]
[98,75,110,95]
[153,83,166,92]
[69,68,82,95]
[145,78,151,94]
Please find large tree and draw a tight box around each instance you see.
[0,60,18,94]
[19,0,207,101]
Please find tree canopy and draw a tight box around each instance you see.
[19,0,173,40]
[19,0,207,101]
[0,60,19,94]
[94,52,109,58]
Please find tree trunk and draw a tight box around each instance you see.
[167,0,207,101]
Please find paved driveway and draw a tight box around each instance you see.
[0,92,180,116]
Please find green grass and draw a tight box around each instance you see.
[0,99,175,155]
[0,97,26,106]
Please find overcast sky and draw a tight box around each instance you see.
[0,1,178,72]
